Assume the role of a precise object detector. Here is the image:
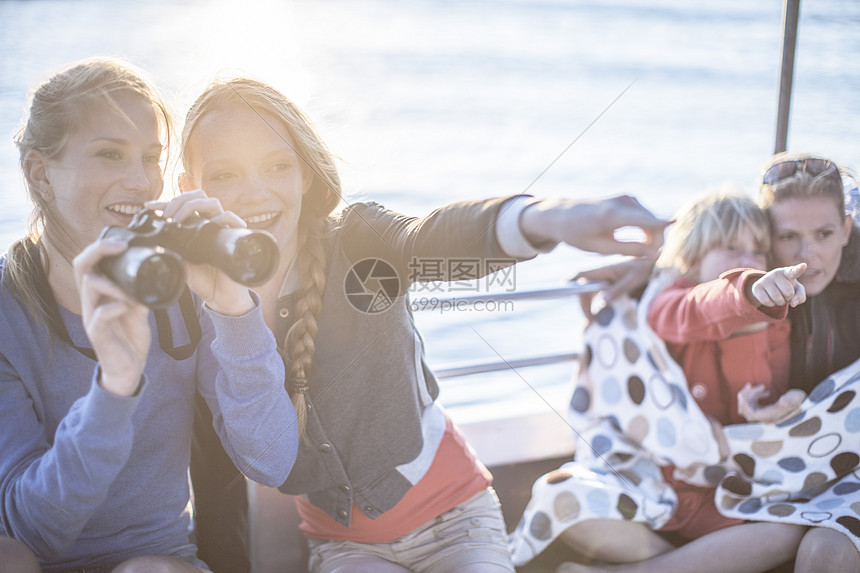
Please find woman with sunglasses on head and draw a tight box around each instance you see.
[0,58,298,572]
[755,152,860,573]
[759,153,859,396]
[539,152,860,573]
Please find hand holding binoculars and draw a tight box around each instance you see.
[97,209,279,308]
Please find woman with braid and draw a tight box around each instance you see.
[170,76,668,572]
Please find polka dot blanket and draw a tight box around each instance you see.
[716,360,860,546]
[508,277,860,566]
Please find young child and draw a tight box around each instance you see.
[173,76,669,572]
[652,191,808,424]
[646,190,807,545]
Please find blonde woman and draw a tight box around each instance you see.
[174,77,668,572]
[757,153,860,573]
[0,59,297,572]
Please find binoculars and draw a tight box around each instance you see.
[97,209,279,308]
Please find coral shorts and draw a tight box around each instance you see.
[659,466,744,542]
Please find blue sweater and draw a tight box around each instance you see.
[0,257,298,571]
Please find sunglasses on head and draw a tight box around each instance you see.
[762,158,839,185]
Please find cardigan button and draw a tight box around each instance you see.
[364,506,375,514]
[318,443,333,454]
[279,307,290,318]
[340,484,351,494]
[337,509,348,520]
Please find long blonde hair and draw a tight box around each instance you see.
[5,57,173,328]
[657,190,771,277]
[181,78,342,438]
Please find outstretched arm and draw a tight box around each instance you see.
[519,195,668,258]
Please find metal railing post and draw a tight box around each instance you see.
[774,0,801,154]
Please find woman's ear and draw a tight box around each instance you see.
[23,150,54,201]
[178,173,195,194]
[842,212,854,246]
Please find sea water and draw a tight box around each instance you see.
[1,0,858,419]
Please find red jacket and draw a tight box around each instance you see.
[646,268,792,540]
[648,268,791,425]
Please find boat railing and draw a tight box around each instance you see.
[424,282,602,379]
[410,281,603,467]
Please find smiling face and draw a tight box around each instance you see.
[40,91,165,249]
[768,196,851,296]
[182,102,309,262]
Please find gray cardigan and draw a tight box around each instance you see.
[276,197,541,526]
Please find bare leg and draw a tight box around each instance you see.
[112,555,211,573]
[556,522,804,573]
[794,527,860,573]
[0,537,39,573]
[557,519,676,565]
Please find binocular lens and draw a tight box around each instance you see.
[99,246,186,308]
[136,253,187,307]
[228,234,279,286]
